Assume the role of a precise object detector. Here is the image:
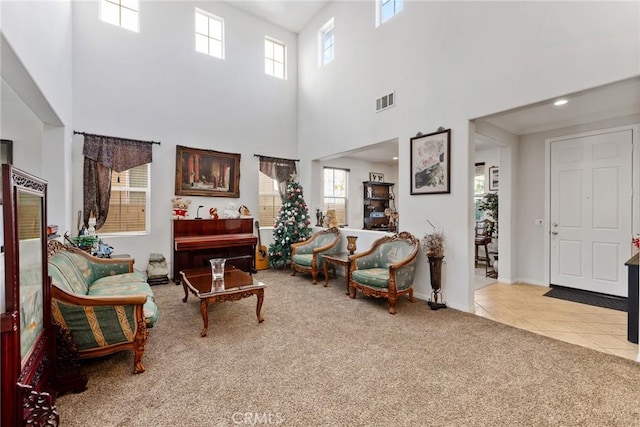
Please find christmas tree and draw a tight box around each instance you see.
[268,180,312,269]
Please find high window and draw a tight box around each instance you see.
[100,0,139,32]
[377,0,403,26]
[474,162,485,221]
[258,172,282,227]
[195,8,225,59]
[100,164,151,234]
[324,167,349,226]
[318,18,335,67]
[265,37,286,80]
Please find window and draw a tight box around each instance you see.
[474,162,485,221]
[101,0,139,32]
[258,172,282,227]
[195,8,224,59]
[324,167,349,226]
[100,163,150,234]
[377,0,403,26]
[318,18,335,66]
[265,37,286,79]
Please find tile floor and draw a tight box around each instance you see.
[474,270,639,362]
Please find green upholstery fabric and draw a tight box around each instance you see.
[291,253,326,268]
[53,303,138,351]
[89,279,159,326]
[351,268,389,289]
[379,241,414,267]
[48,250,159,343]
[49,252,93,294]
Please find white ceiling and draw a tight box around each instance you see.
[226,0,330,33]
[480,77,640,137]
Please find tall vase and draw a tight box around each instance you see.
[427,255,447,310]
[346,236,358,254]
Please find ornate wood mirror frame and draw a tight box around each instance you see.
[1,164,59,425]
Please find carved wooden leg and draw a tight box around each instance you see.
[256,289,265,323]
[133,319,148,374]
[200,299,209,337]
[408,288,415,303]
[344,271,350,295]
[182,281,189,302]
[388,298,397,315]
[311,268,318,284]
[350,284,357,299]
[323,262,329,287]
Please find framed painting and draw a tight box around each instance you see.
[369,172,384,182]
[175,145,240,198]
[410,128,451,195]
[488,166,499,191]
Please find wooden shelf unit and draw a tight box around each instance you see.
[363,181,395,231]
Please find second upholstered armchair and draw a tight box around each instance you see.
[290,227,341,284]
[349,231,419,314]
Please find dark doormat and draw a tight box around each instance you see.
[544,286,628,312]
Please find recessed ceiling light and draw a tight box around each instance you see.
[392,156,398,160]
[553,99,568,106]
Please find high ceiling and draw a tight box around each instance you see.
[226,0,330,33]
[224,3,640,162]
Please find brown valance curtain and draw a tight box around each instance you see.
[258,155,297,200]
[82,134,153,230]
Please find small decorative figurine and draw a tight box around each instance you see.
[209,207,219,219]
[171,197,191,220]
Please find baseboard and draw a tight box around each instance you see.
[514,277,548,287]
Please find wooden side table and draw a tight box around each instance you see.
[322,252,352,295]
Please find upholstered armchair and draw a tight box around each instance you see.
[290,227,341,284]
[47,241,158,374]
[349,231,420,314]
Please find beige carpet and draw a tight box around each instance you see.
[56,269,640,426]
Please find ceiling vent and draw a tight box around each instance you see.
[376,92,395,112]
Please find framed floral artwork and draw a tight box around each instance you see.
[410,128,451,195]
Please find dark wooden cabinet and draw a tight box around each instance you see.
[626,253,639,344]
[363,181,394,231]
[1,164,59,425]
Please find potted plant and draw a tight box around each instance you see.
[477,192,498,237]
[422,221,446,310]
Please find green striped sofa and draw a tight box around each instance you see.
[349,231,419,314]
[47,241,158,374]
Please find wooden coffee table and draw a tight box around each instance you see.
[180,266,265,337]
[322,252,352,295]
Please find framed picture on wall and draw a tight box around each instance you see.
[369,172,384,182]
[488,166,499,191]
[175,145,241,198]
[410,128,451,195]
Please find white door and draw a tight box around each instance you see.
[550,129,633,297]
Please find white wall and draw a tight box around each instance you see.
[1,0,73,310]
[297,1,640,310]
[1,80,44,173]
[72,1,299,272]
